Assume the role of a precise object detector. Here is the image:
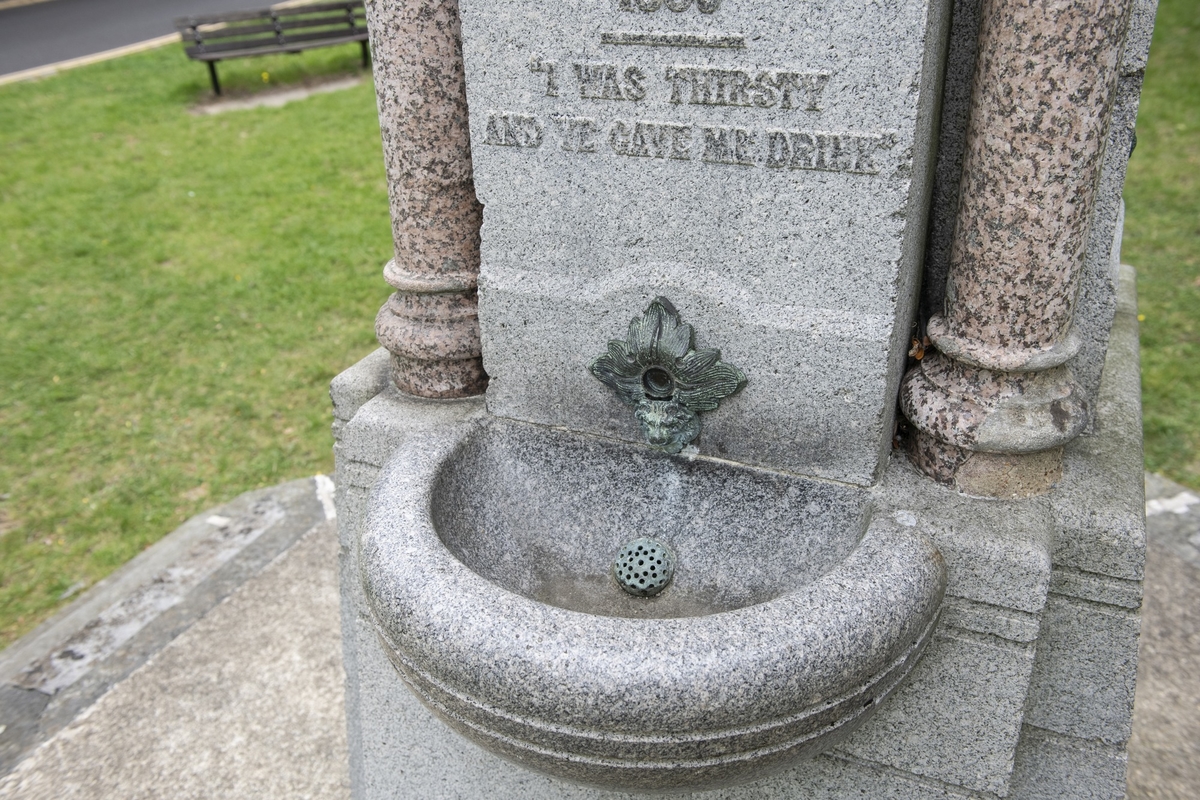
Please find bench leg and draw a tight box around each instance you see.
[207,61,221,96]
[360,40,370,69]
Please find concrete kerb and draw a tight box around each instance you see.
[0,33,181,87]
[0,475,335,778]
[0,0,347,88]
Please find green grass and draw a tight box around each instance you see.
[1124,0,1200,490]
[0,44,392,646]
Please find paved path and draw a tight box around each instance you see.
[1128,474,1200,799]
[0,0,251,77]
[0,520,348,800]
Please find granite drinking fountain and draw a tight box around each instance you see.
[359,296,946,790]
[334,0,1155,797]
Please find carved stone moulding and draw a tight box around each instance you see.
[375,261,487,399]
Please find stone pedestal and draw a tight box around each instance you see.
[333,264,1146,799]
[335,0,1157,795]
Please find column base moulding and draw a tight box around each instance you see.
[375,287,487,399]
[900,352,1088,497]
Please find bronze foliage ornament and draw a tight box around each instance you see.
[589,297,746,454]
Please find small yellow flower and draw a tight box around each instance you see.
[262,71,270,83]
[1137,314,1146,322]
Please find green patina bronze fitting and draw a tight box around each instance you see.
[589,297,746,454]
[613,538,676,598]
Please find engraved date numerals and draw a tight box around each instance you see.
[618,0,721,13]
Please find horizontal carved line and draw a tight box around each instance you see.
[600,30,746,48]
[1049,565,1143,609]
[941,595,1041,643]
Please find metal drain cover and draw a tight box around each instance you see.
[613,538,675,597]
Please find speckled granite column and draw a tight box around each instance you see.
[901,0,1133,496]
[365,0,487,398]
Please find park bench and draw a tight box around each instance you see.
[176,1,369,96]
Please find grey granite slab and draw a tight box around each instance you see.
[1009,725,1128,800]
[1054,264,1146,580]
[461,0,953,485]
[834,629,1036,796]
[1024,594,1141,747]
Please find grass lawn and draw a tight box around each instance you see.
[0,1,1197,651]
[1124,0,1200,490]
[0,44,392,647]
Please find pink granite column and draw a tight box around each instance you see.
[901,0,1133,496]
[365,0,487,398]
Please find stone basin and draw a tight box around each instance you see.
[361,417,946,792]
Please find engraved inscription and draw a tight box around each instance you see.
[484,112,544,148]
[574,63,648,101]
[497,23,894,174]
[539,62,827,108]
[529,54,559,96]
[765,130,895,174]
[485,111,895,174]
[600,31,744,49]
[552,115,602,152]
[665,66,828,110]
[609,119,692,159]
[617,0,722,13]
[702,126,756,166]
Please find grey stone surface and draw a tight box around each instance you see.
[939,596,1040,643]
[0,521,348,800]
[1120,0,1160,76]
[331,374,485,800]
[875,463,1053,614]
[344,582,975,800]
[335,249,1146,799]
[1050,567,1143,610]
[1003,265,1147,798]
[1070,70,1144,427]
[1053,264,1146,580]
[1009,725,1128,800]
[834,628,1035,796]
[330,347,392,439]
[1024,594,1141,745]
[361,416,946,791]
[919,0,983,323]
[462,0,953,485]
[0,477,330,778]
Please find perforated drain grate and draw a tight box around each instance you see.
[613,538,675,597]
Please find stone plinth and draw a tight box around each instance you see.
[461,0,953,485]
[333,261,1144,798]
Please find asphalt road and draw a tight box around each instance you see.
[0,0,252,76]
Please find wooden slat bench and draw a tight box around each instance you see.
[176,1,369,96]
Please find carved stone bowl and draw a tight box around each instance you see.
[361,417,946,792]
